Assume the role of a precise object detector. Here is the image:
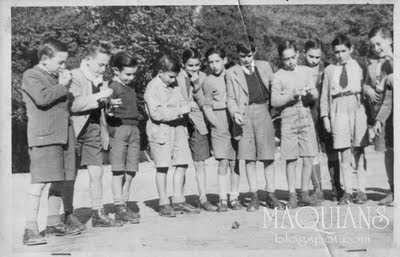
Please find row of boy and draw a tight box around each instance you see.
[21,26,393,246]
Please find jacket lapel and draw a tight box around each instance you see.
[233,66,248,95]
[255,61,270,93]
[177,71,189,101]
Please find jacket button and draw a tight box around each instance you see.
[244,103,247,106]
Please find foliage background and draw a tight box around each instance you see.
[11,5,393,173]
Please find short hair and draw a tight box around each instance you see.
[304,39,323,53]
[277,40,298,58]
[158,54,180,73]
[368,25,393,40]
[205,46,226,60]
[37,37,68,60]
[110,51,138,71]
[182,48,201,65]
[331,34,352,49]
[236,35,256,54]
[85,40,112,57]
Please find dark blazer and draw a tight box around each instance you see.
[22,65,70,147]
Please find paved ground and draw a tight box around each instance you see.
[9,146,400,256]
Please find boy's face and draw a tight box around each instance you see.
[183,58,201,77]
[158,70,178,86]
[238,51,255,68]
[333,44,352,65]
[115,66,138,85]
[42,51,68,75]
[304,48,321,68]
[86,52,111,77]
[281,48,298,71]
[207,53,226,76]
[370,34,392,59]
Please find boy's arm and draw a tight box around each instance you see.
[202,78,219,127]
[69,74,100,113]
[270,74,295,108]
[376,74,393,125]
[144,86,185,122]
[22,71,68,107]
[226,71,240,117]
[320,68,330,119]
[192,79,205,109]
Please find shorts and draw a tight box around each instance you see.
[330,95,368,149]
[76,122,103,167]
[187,120,211,162]
[149,125,191,168]
[109,125,140,172]
[280,106,317,160]
[237,102,275,160]
[29,125,76,183]
[210,109,236,160]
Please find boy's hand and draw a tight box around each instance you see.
[110,98,122,108]
[179,104,191,115]
[96,88,113,100]
[189,101,199,112]
[374,121,383,136]
[323,117,331,133]
[190,72,200,84]
[58,70,72,87]
[233,112,245,126]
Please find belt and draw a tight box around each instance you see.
[213,107,227,111]
[332,91,360,99]
[249,99,269,105]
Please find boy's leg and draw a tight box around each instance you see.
[327,151,342,201]
[156,167,176,217]
[310,157,324,201]
[229,160,242,210]
[299,157,320,206]
[245,160,259,212]
[353,147,367,204]
[338,148,353,205]
[194,160,207,204]
[23,183,47,245]
[263,160,284,209]
[217,159,229,212]
[286,159,298,209]
[380,148,394,205]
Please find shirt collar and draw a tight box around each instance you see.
[241,60,255,75]
[113,76,125,86]
[37,64,52,75]
[80,59,104,87]
[156,76,170,88]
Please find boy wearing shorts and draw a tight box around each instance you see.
[70,40,122,226]
[22,38,84,245]
[226,35,284,211]
[144,55,193,217]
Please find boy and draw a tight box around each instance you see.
[22,38,84,245]
[226,35,284,211]
[175,48,215,212]
[70,40,122,227]
[320,34,369,205]
[144,54,192,217]
[107,51,141,223]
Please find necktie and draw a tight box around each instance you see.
[339,65,348,89]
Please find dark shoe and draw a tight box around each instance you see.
[246,193,259,212]
[115,204,140,224]
[159,204,177,217]
[378,193,394,206]
[200,201,218,212]
[353,191,367,204]
[266,192,285,210]
[126,206,141,223]
[310,189,324,203]
[65,214,87,233]
[171,202,201,214]
[229,199,243,210]
[23,229,47,246]
[217,199,228,212]
[331,182,344,201]
[338,193,352,205]
[45,222,82,237]
[92,209,123,227]
[287,192,298,209]
[298,191,321,207]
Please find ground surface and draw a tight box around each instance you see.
[10,146,400,257]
